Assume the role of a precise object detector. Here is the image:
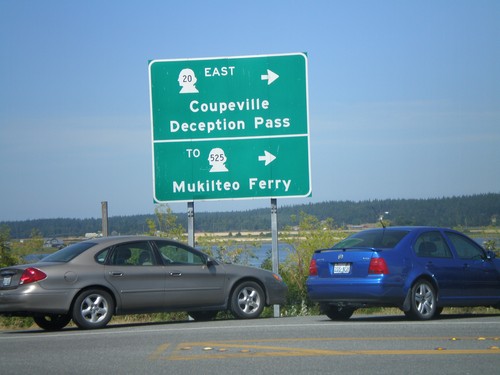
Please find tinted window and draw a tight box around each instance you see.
[414,231,453,258]
[40,242,96,263]
[333,230,409,249]
[155,241,205,265]
[446,232,486,260]
[95,249,109,264]
[108,242,157,266]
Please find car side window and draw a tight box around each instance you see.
[109,241,157,266]
[155,241,205,265]
[95,249,109,264]
[446,232,485,260]
[414,231,453,258]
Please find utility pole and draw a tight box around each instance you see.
[101,201,109,237]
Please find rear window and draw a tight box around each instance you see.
[333,230,409,249]
[39,242,96,263]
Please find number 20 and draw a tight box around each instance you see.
[182,74,193,83]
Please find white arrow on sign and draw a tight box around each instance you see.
[258,150,277,166]
[261,69,279,85]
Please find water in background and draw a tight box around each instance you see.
[208,237,499,268]
[475,237,500,249]
[201,242,295,268]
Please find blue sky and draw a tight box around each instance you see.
[0,0,499,221]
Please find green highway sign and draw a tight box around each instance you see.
[149,53,311,203]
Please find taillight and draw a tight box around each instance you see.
[309,259,318,276]
[368,258,389,274]
[19,268,47,285]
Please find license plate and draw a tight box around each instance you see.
[333,263,351,274]
[2,276,11,287]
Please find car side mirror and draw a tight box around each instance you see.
[206,257,216,267]
[486,250,496,260]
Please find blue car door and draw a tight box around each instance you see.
[445,231,500,300]
[413,231,463,299]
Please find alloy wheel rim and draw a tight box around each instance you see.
[415,284,434,317]
[237,287,261,313]
[81,294,109,323]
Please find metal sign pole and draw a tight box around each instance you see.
[187,201,195,321]
[271,198,280,318]
[187,201,195,247]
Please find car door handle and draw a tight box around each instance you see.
[169,272,182,277]
[110,272,124,277]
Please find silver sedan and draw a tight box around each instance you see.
[0,236,287,330]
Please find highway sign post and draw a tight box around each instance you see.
[149,53,311,203]
[149,54,311,317]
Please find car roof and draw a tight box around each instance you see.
[80,235,182,246]
[360,226,451,231]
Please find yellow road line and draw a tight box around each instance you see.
[148,342,170,360]
[149,337,500,361]
[176,336,499,345]
[167,349,500,361]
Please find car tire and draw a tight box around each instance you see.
[230,281,265,319]
[324,306,355,321]
[72,289,114,329]
[188,311,219,321]
[405,280,437,320]
[33,314,72,331]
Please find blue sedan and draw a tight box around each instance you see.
[306,227,500,320]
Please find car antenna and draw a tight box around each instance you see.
[371,207,388,229]
[380,216,386,229]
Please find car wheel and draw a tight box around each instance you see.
[324,306,355,321]
[188,311,219,321]
[72,289,114,329]
[230,281,265,319]
[406,280,437,320]
[33,314,72,331]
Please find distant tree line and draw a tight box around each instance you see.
[1,193,498,239]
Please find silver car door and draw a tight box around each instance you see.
[104,241,166,313]
[155,241,226,308]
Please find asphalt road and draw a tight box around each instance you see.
[1,313,500,374]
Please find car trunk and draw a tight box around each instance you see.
[313,248,383,278]
[0,264,47,290]
[0,267,25,289]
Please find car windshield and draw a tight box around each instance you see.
[39,242,96,263]
[332,229,410,249]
